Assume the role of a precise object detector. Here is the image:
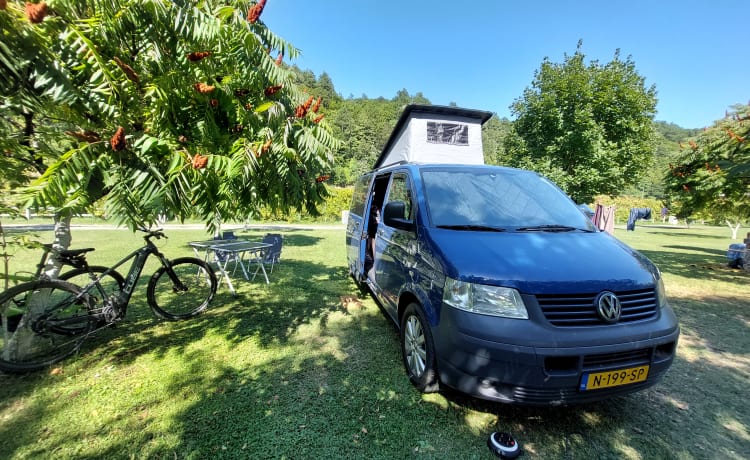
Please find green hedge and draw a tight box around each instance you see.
[257,186,353,223]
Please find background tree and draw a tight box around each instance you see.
[622,122,692,199]
[2,0,339,245]
[504,41,658,203]
[289,67,342,112]
[328,89,430,184]
[664,103,750,237]
[481,115,512,166]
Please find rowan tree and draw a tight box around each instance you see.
[664,103,750,237]
[1,0,339,239]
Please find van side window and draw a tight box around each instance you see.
[350,174,372,217]
[386,173,413,221]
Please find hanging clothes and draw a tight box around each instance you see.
[594,204,616,234]
[592,205,603,226]
[627,208,652,231]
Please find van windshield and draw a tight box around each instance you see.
[421,168,596,231]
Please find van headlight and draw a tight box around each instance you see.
[443,277,528,319]
[655,276,667,309]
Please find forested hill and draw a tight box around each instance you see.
[291,66,700,197]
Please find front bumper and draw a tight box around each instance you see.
[433,306,680,406]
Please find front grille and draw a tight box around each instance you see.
[583,348,652,369]
[506,372,668,406]
[537,288,658,327]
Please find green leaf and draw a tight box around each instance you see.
[254,101,274,113]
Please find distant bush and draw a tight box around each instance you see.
[318,186,353,222]
[257,186,352,223]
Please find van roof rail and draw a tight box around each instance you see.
[373,160,410,170]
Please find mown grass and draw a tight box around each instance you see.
[0,224,748,459]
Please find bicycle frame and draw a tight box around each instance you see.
[33,245,56,279]
[78,233,182,317]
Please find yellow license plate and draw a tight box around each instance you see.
[580,365,650,391]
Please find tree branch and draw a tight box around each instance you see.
[19,111,47,175]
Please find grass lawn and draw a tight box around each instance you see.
[0,224,748,459]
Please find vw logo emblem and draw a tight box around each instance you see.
[596,291,621,323]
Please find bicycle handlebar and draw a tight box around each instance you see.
[138,228,167,240]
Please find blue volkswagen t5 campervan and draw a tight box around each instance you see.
[345,105,679,406]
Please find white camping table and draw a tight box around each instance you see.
[189,239,273,294]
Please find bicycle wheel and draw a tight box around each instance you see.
[59,266,125,303]
[146,257,217,320]
[0,280,94,373]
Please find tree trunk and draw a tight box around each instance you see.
[1,219,9,291]
[44,212,73,279]
[214,214,222,239]
[726,220,741,240]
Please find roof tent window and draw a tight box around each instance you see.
[426,122,469,146]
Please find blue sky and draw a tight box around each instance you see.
[262,0,747,129]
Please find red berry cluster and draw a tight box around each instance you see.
[295,96,314,118]
[312,97,322,113]
[194,82,216,94]
[726,129,746,143]
[187,51,212,62]
[248,0,267,24]
[25,2,48,23]
[264,85,282,97]
[192,154,208,169]
[110,127,126,151]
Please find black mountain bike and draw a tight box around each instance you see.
[0,229,217,373]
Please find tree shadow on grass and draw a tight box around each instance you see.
[0,228,349,377]
[662,245,726,256]
[63,257,356,370]
[2,285,748,459]
[642,230,728,240]
[234,229,324,249]
[426,290,750,459]
[639,248,747,283]
[2,228,748,458]
[0,253,363,458]
[0,290,402,458]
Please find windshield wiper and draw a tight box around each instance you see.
[437,224,507,232]
[515,225,591,232]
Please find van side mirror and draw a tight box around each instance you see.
[383,201,414,231]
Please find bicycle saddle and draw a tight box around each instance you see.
[58,247,96,257]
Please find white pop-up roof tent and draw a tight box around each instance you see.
[373,104,494,169]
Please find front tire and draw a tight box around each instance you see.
[147,258,217,320]
[400,303,440,393]
[0,280,93,373]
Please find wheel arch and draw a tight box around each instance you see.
[397,283,436,327]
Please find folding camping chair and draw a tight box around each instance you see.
[252,233,283,281]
